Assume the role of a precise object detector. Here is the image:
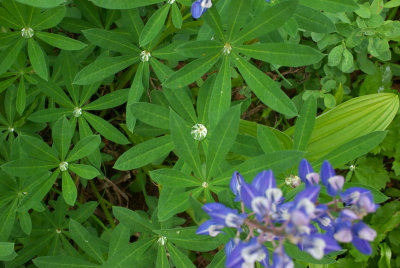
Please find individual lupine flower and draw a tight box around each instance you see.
[226,238,269,268]
[298,159,319,186]
[351,222,377,255]
[203,203,246,229]
[230,171,245,201]
[196,220,224,237]
[191,0,212,19]
[313,205,334,231]
[300,234,341,260]
[271,248,293,268]
[240,182,270,220]
[340,187,378,218]
[320,160,345,196]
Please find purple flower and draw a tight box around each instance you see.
[300,234,341,259]
[196,220,224,237]
[298,159,319,186]
[340,188,378,218]
[230,171,244,201]
[271,248,293,268]
[202,203,246,229]
[320,160,345,196]
[191,0,212,19]
[226,238,269,268]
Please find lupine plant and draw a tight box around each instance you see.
[0,0,399,267]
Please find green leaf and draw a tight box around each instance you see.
[104,238,155,268]
[169,110,203,179]
[83,29,140,54]
[294,5,336,33]
[19,135,59,162]
[84,89,129,110]
[83,112,129,145]
[36,32,87,50]
[113,206,153,233]
[69,219,106,264]
[1,159,57,177]
[154,227,220,251]
[114,135,173,170]
[208,55,231,127]
[37,79,75,107]
[15,0,65,8]
[233,53,298,117]
[197,75,214,125]
[0,199,18,241]
[28,38,48,80]
[150,168,202,187]
[69,201,98,223]
[175,40,223,58]
[164,53,221,89]
[0,38,24,75]
[313,131,387,169]
[257,125,282,153]
[139,4,170,46]
[203,6,225,41]
[226,0,250,41]
[90,0,163,9]
[33,256,99,268]
[31,6,66,30]
[108,224,130,259]
[163,87,198,125]
[236,43,324,67]
[29,108,71,123]
[207,249,226,268]
[130,102,170,129]
[293,96,317,151]
[156,246,169,268]
[0,8,22,29]
[166,243,196,268]
[69,164,99,180]
[0,242,15,261]
[299,0,358,13]
[233,0,298,44]
[66,135,101,162]
[212,150,304,186]
[62,171,77,206]
[53,116,73,161]
[171,2,182,29]
[16,78,26,115]
[352,156,390,190]
[73,55,138,85]
[206,105,240,179]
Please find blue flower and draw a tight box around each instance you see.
[300,234,341,259]
[191,0,212,19]
[196,220,224,237]
[320,160,345,196]
[340,187,378,218]
[202,203,246,229]
[298,159,320,186]
[230,171,244,202]
[271,248,293,268]
[226,238,269,268]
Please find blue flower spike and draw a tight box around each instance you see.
[299,158,320,186]
[191,0,212,19]
[197,159,379,267]
[321,160,345,196]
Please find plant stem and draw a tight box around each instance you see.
[89,180,116,228]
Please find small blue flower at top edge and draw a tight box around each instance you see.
[191,0,212,19]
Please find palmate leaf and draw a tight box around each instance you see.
[35,32,87,50]
[16,0,65,8]
[293,96,317,151]
[226,0,250,41]
[206,105,241,179]
[232,0,299,44]
[232,52,298,117]
[163,87,198,124]
[156,247,169,268]
[235,43,324,67]
[114,135,174,171]
[164,53,221,89]
[83,29,140,54]
[31,5,66,30]
[299,0,358,13]
[166,243,196,268]
[0,38,25,75]
[203,6,225,42]
[175,40,223,58]
[169,110,203,179]
[84,89,129,111]
[62,171,77,206]
[108,224,130,259]
[69,164,99,180]
[130,102,170,130]
[27,39,48,80]
[139,4,170,47]
[52,116,73,161]
[34,256,99,268]
[66,135,101,162]
[73,55,139,85]
[150,168,203,187]
[294,5,336,33]
[113,206,154,233]
[19,135,59,162]
[91,0,163,9]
